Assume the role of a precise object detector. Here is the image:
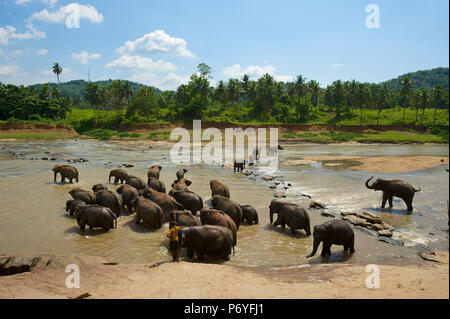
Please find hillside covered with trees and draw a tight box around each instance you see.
[1,64,449,130]
[382,67,449,92]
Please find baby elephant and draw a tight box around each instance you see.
[233,160,245,172]
[306,219,355,258]
[74,205,117,231]
[240,204,259,225]
[53,165,78,183]
[66,199,86,217]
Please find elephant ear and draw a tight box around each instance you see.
[158,165,162,170]
[185,179,192,186]
[183,169,188,173]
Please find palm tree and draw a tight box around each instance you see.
[309,80,320,113]
[52,63,63,86]
[295,75,307,98]
[376,83,391,125]
[84,82,100,122]
[354,82,368,125]
[399,77,412,124]
[432,84,444,126]
[419,89,429,126]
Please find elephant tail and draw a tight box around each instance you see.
[413,186,421,192]
[114,215,118,229]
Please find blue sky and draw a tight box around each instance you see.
[0,0,448,90]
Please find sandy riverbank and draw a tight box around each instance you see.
[282,156,449,173]
[0,252,448,299]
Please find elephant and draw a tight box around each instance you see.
[171,178,192,191]
[131,196,163,229]
[210,180,230,198]
[69,188,96,204]
[233,160,245,172]
[65,199,86,217]
[211,195,242,229]
[74,205,117,231]
[148,177,166,193]
[92,184,108,192]
[169,189,203,215]
[117,184,139,214]
[269,199,311,236]
[169,210,201,227]
[141,188,184,222]
[109,169,128,184]
[200,208,237,246]
[180,225,234,261]
[147,165,162,180]
[125,175,147,190]
[240,204,259,225]
[176,168,188,180]
[52,165,78,183]
[306,219,355,258]
[365,176,421,212]
[95,190,123,217]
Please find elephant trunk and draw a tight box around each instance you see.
[365,176,375,189]
[306,238,320,258]
[269,211,274,224]
[53,170,57,182]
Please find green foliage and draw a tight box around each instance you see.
[85,128,117,140]
[383,67,449,92]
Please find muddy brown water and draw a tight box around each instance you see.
[0,140,448,266]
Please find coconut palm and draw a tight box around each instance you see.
[399,77,412,124]
[52,63,63,86]
[419,89,429,126]
[354,82,369,125]
[309,80,320,113]
[432,84,444,126]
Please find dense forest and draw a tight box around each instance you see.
[382,67,449,92]
[1,64,449,127]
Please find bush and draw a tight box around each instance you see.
[85,128,116,140]
[130,133,141,138]
[118,132,131,138]
[28,114,41,121]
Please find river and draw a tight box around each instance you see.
[0,139,448,266]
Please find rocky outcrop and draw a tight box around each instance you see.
[0,254,112,277]
[341,211,394,237]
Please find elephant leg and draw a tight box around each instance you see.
[349,238,355,253]
[70,178,73,183]
[381,192,388,208]
[290,226,297,236]
[320,244,328,257]
[344,245,349,252]
[79,217,86,231]
[114,177,118,184]
[187,247,194,258]
[405,198,413,212]
[388,195,394,208]
[327,245,332,256]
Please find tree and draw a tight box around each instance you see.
[197,63,212,79]
[52,63,63,85]
[354,82,369,124]
[309,80,320,113]
[375,83,391,125]
[84,82,101,122]
[399,77,412,124]
[332,80,345,119]
[295,75,307,98]
[432,84,444,125]
[127,86,158,120]
[418,89,429,126]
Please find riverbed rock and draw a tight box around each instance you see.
[342,215,371,227]
[269,185,277,189]
[321,212,335,218]
[243,170,253,176]
[262,175,274,181]
[341,211,359,217]
[0,254,112,277]
[417,249,449,264]
[122,163,134,168]
[360,211,382,224]
[377,229,393,237]
[274,191,286,198]
[309,201,326,209]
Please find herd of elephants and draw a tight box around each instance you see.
[52,159,425,261]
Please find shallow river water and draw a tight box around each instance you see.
[0,140,448,266]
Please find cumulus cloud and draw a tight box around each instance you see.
[106,55,177,73]
[130,72,190,91]
[274,75,294,82]
[330,63,344,68]
[15,0,58,7]
[72,50,101,64]
[117,30,195,58]
[31,3,103,29]
[36,48,48,55]
[0,63,20,75]
[0,23,45,45]
[222,64,276,79]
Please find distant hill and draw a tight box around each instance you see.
[29,79,162,98]
[382,67,449,92]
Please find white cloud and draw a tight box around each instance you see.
[117,30,195,58]
[15,0,58,7]
[72,50,101,64]
[0,23,45,45]
[31,3,103,29]
[36,48,48,55]
[222,64,276,79]
[330,63,344,68]
[0,63,20,75]
[275,75,294,82]
[130,72,190,90]
[106,55,177,73]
